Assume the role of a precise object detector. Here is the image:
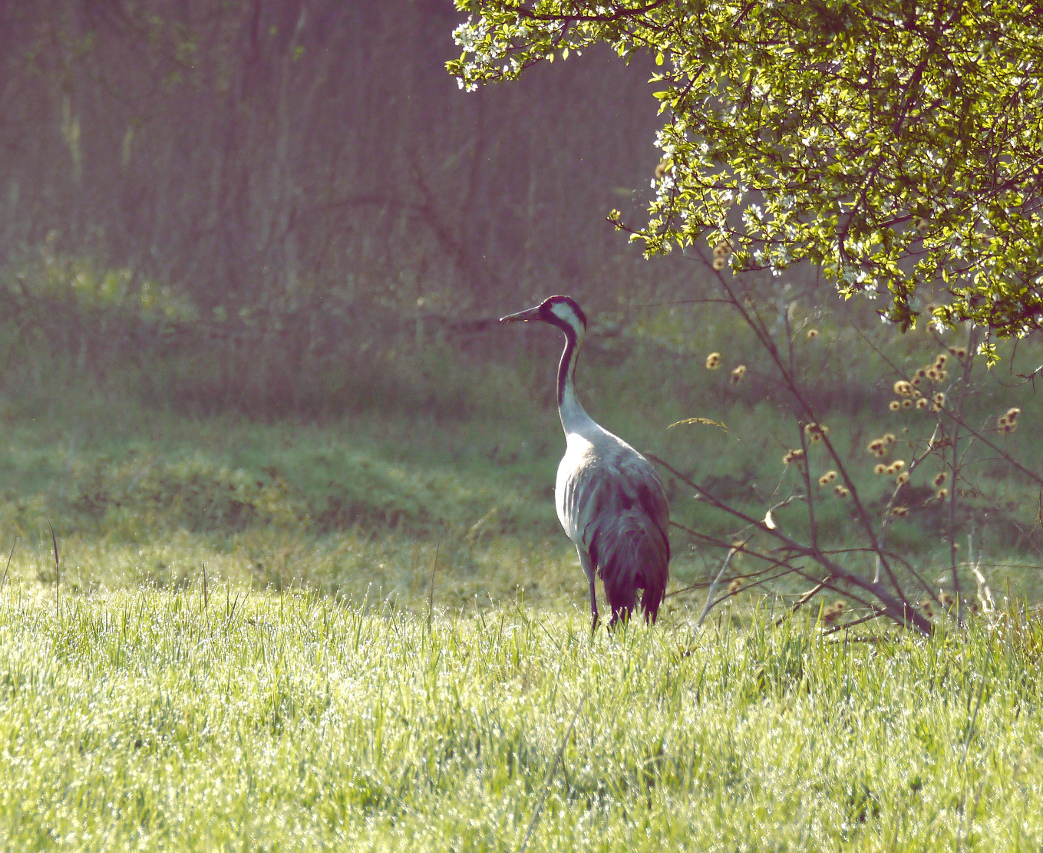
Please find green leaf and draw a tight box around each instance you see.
[453,0,1043,338]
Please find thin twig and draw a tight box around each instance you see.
[652,454,932,635]
[689,247,902,588]
[667,525,813,596]
[775,579,829,627]
[968,538,995,614]
[48,521,60,618]
[427,543,441,632]
[0,539,16,593]
[822,608,888,636]
[696,540,743,627]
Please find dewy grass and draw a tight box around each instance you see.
[1,312,1043,849]
[1,588,1042,851]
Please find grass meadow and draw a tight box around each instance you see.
[4,588,1043,850]
[3,291,1043,850]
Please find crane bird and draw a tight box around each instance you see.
[501,295,669,629]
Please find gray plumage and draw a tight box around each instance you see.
[501,295,670,629]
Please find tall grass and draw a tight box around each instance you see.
[2,588,1042,850]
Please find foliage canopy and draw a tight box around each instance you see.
[449,1,1043,336]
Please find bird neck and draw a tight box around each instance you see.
[557,326,595,435]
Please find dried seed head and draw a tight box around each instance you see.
[916,398,928,409]
[895,471,910,485]
[883,433,896,444]
[935,487,949,500]
[730,364,747,383]
[891,505,908,518]
[706,352,721,370]
[997,412,1018,433]
[893,380,914,397]
[888,400,901,411]
[834,485,849,498]
[901,398,913,408]
[818,470,838,486]
[712,256,726,270]
[932,472,947,487]
[933,392,945,405]
[727,578,743,594]
[873,463,887,474]
[783,449,806,465]
[868,436,893,457]
[807,328,818,339]
[935,353,948,367]
[654,159,670,179]
[822,600,846,624]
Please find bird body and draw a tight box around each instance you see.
[501,295,669,628]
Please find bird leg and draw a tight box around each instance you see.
[577,547,599,634]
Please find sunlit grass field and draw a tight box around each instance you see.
[3,587,1043,850]
[3,301,1043,849]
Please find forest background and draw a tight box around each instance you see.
[0,0,673,358]
[1,0,1042,610]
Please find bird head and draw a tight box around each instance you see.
[500,295,587,338]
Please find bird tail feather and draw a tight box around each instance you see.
[597,511,669,624]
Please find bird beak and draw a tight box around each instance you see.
[499,305,542,324]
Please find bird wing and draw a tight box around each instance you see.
[555,432,670,566]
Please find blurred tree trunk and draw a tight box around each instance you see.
[0,0,668,320]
